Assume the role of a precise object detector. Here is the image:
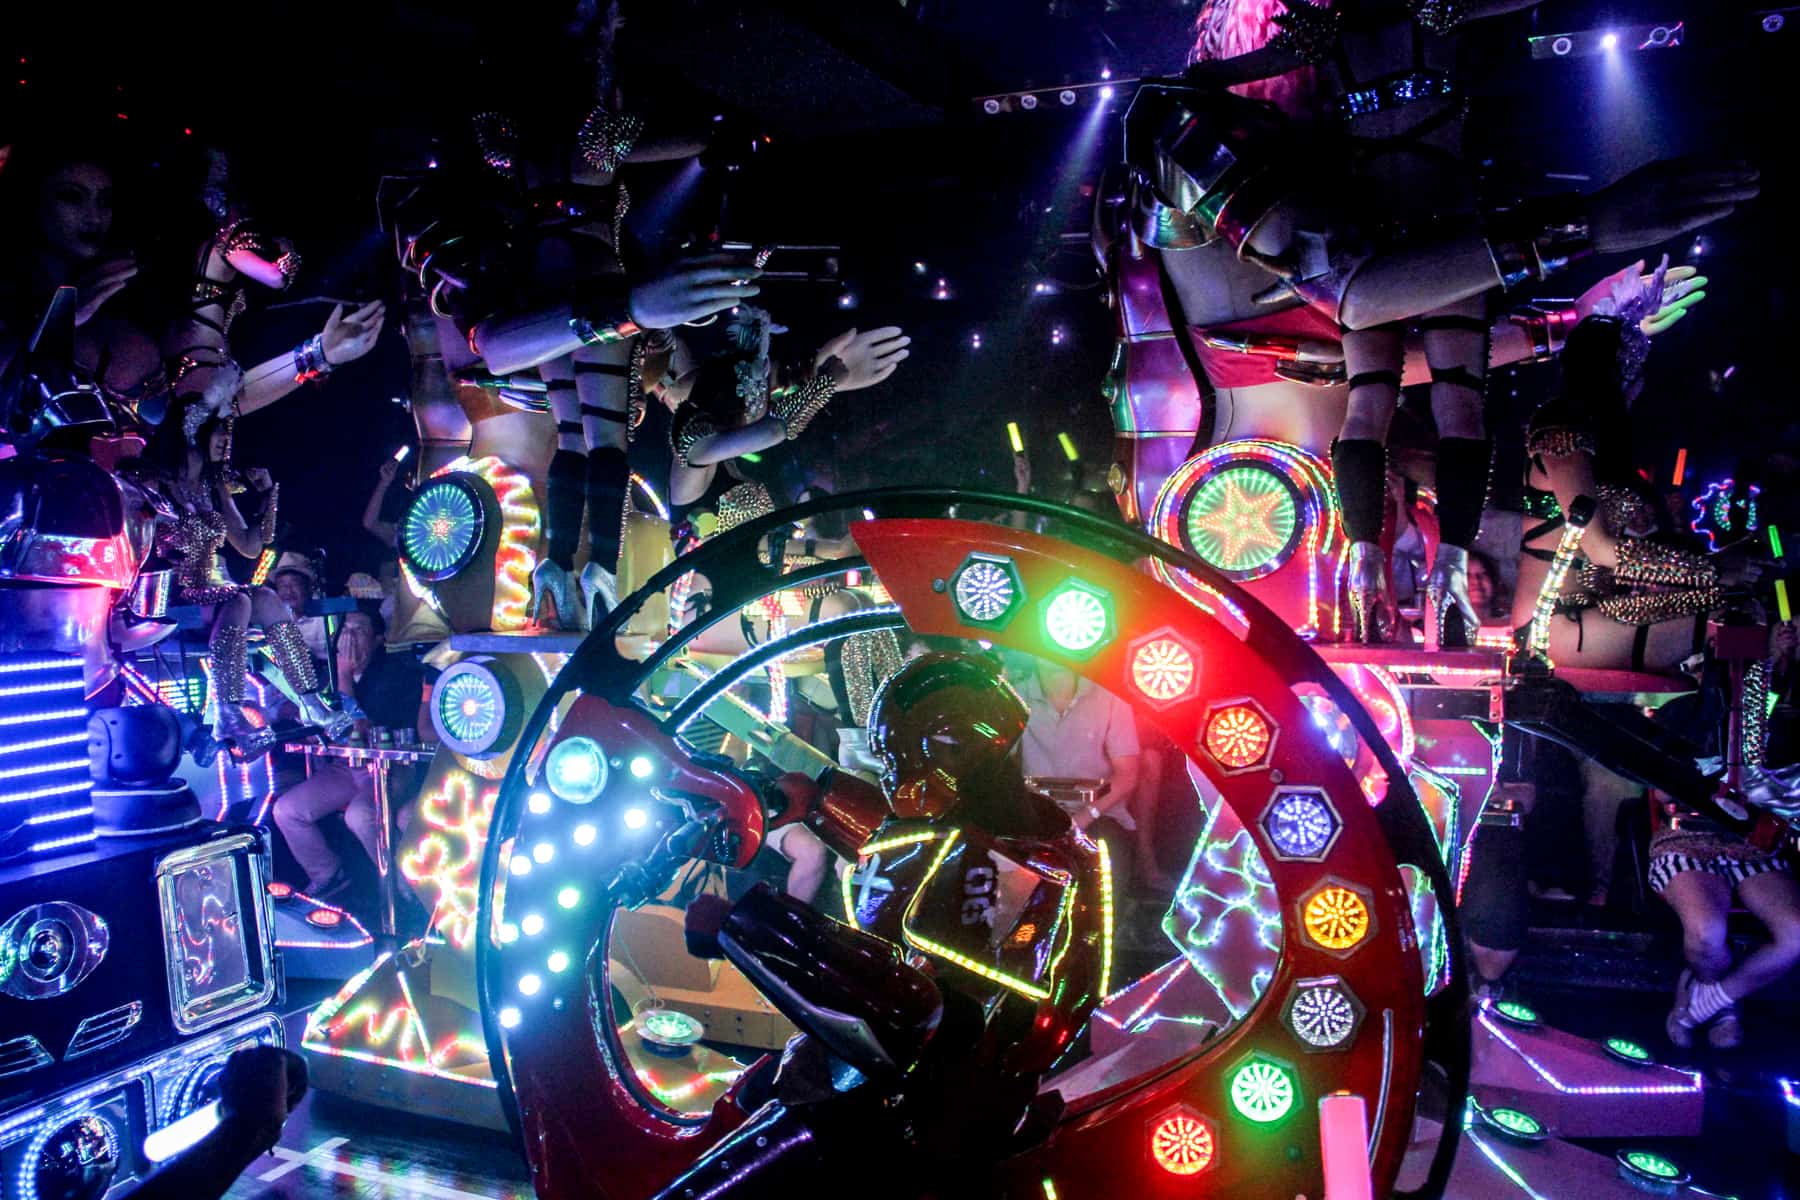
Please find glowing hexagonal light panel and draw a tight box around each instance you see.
[1228,1056,1298,1125]
[1148,1106,1217,1176]
[1042,579,1113,657]
[1281,976,1364,1051]
[1298,880,1374,956]
[1261,788,1341,862]
[401,475,486,581]
[951,554,1024,629]
[1128,630,1198,708]
[1202,699,1276,772]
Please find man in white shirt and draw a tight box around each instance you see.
[1015,659,1141,883]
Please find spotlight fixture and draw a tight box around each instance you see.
[983,98,1002,115]
[1551,35,1574,55]
[1764,12,1787,33]
[1058,89,1077,106]
[1020,93,1038,110]
[1531,21,1683,58]
[1100,85,1116,100]
[1601,31,1619,48]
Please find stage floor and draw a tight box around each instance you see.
[226,979,1800,1199]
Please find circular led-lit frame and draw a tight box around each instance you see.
[949,553,1025,629]
[1178,460,1305,582]
[1147,1104,1218,1177]
[1260,787,1342,862]
[25,1111,120,1200]
[1200,697,1279,774]
[1297,878,1377,959]
[431,659,516,758]
[637,1007,705,1055]
[1616,1149,1689,1188]
[1604,1036,1654,1066]
[1281,976,1365,1052]
[1490,1000,1540,1029]
[400,474,488,582]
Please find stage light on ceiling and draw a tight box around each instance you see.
[837,292,857,309]
[1059,89,1077,105]
[1020,93,1039,110]
[1532,22,1683,58]
[983,98,1001,115]
[970,331,983,350]
[1602,30,1619,48]
[1100,66,1113,80]
[1552,35,1574,54]
[1765,12,1787,32]
[1100,85,1116,101]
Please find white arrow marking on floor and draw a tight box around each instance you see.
[258,1138,517,1199]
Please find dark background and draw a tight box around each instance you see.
[3,0,1794,585]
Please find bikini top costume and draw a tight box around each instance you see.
[1519,314,1722,638]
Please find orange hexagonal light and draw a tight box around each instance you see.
[1128,629,1199,709]
[1300,881,1373,954]
[1202,700,1275,772]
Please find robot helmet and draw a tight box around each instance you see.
[867,652,1029,820]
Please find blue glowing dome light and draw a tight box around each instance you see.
[545,737,608,804]
[401,476,487,581]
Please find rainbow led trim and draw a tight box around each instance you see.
[1476,1008,1703,1096]
[398,772,496,950]
[1148,440,1343,637]
[1689,477,1760,553]
[433,455,540,631]
[302,953,495,1088]
[1163,772,1282,1022]
[401,476,484,581]
[1097,839,1116,997]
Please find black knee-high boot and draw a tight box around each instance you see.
[544,449,587,572]
[1433,436,1493,550]
[1331,438,1388,546]
[585,447,629,573]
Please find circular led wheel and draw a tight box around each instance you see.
[480,489,1457,1200]
[1179,462,1303,581]
[401,475,487,582]
[431,660,517,758]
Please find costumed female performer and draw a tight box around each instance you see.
[1511,264,1762,673]
[158,145,384,447]
[134,417,351,760]
[1126,0,1753,642]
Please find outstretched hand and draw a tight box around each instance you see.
[73,256,137,326]
[628,254,762,329]
[320,300,387,367]
[813,326,911,391]
[1577,259,1705,335]
[1590,158,1759,255]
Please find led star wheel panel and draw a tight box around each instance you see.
[1179,462,1304,581]
[400,474,488,582]
[950,554,1025,629]
[1281,976,1365,1052]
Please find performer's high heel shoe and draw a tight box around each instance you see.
[297,693,355,742]
[214,702,277,762]
[1346,541,1391,644]
[1425,544,1481,650]
[580,562,618,629]
[529,560,587,632]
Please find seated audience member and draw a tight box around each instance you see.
[273,610,428,897]
[1651,639,1800,1048]
[270,551,329,663]
[1015,658,1141,883]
